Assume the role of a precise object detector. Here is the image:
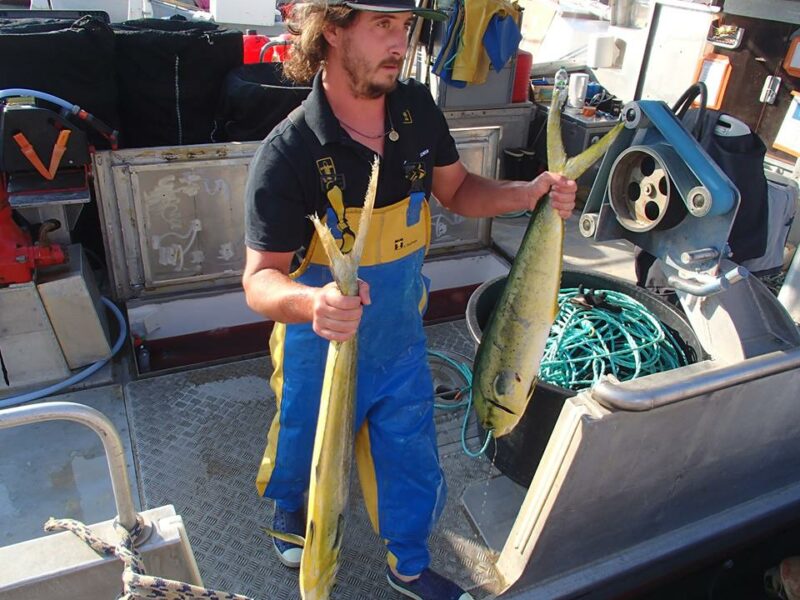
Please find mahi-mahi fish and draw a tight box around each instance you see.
[471,88,623,438]
[268,158,378,600]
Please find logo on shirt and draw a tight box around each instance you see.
[402,109,413,124]
[315,157,355,254]
[316,157,346,191]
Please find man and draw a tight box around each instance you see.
[242,0,577,598]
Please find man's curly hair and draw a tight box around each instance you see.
[282,2,358,84]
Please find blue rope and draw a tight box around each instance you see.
[427,349,493,457]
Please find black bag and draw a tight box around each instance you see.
[113,18,243,148]
[681,108,769,263]
[0,16,119,146]
[215,63,312,142]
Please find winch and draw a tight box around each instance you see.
[579,98,800,362]
[579,99,742,294]
[0,94,91,283]
[0,89,120,285]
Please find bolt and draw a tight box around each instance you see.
[692,193,705,209]
[626,108,637,122]
[643,183,655,197]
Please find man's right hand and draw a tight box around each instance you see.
[311,280,371,342]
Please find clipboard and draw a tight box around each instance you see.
[693,53,732,110]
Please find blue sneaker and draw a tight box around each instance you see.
[386,568,474,600]
[271,506,305,568]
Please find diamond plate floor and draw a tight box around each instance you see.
[125,320,504,599]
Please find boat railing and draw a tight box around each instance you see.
[0,400,142,537]
[591,346,800,411]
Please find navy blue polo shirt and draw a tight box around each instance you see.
[244,72,460,253]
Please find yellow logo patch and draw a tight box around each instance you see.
[316,157,336,178]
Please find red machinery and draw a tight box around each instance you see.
[0,182,65,285]
[0,90,118,285]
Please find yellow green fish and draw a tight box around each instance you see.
[472,88,623,438]
[300,158,379,600]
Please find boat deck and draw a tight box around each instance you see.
[2,321,511,599]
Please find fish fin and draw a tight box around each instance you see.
[261,527,306,547]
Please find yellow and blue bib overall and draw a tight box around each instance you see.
[255,189,446,576]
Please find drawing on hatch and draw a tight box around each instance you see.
[134,162,246,285]
[142,171,236,273]
[151,218,202,271]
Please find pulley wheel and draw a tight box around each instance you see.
[608,148,686,232]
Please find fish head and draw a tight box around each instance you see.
[474,369,532,438]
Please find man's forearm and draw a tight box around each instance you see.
[443,172,536,218]
[243,268,316,324]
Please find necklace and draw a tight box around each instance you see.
[339,110,399,142]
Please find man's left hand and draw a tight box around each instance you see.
[528,172,578,219]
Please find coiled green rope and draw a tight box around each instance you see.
[539,287,689,391]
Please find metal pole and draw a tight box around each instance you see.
[0,401,139,532]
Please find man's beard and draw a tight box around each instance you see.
[341,39,402,99]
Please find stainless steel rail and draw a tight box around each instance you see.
[0,401,138,532]
[591,346,800,411]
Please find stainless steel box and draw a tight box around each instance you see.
[0,283,70,394]
[37,245,111,370]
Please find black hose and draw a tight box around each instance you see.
[259,39,290,63]
[671,82,707,140]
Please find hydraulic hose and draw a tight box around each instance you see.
[0,297,128,410]
[0,88,119,148]
[0,88,77,112]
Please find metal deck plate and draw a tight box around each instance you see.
[125,320,505,599]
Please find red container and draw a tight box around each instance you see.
[243,30,272,63]
[512,50,533,103]
[272,33,293,62]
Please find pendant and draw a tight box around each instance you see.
[388,129,399,142]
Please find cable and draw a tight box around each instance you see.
[0,88,119,147]
[0,297,128,410]
[0,88,76,112]
[427,349,493,457]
